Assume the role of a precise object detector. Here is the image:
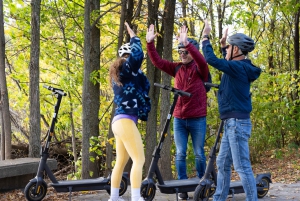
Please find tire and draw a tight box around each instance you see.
[24,180,47,201]
[118,176,128,196]
[257,177,270,198]
[193,185,211,201]
[140,183,156,201]
[106,176,128,196]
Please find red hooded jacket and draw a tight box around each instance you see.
[147,41,208,119]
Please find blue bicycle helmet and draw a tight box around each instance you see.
[178,38,199,50]
[227,33,255,53]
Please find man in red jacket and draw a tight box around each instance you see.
[146,25,209,200]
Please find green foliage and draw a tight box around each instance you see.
[250,70,300,160]
[89,136,103,157]
[3,0,300,179]
[68,158,82,180]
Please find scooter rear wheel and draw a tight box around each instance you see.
[193,185,210,201]
[24,180,47,201]
[140,183,156,201]
[257,177,270,198]
[106,176,128,196]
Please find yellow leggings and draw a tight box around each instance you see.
[111,118,145,189]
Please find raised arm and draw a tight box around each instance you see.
[146,24,178,76]
[124,22,144,73]
[179,25,208,81]
[125,22,136,38]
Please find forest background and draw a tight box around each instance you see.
[0,0,300,181]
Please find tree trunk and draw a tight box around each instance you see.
[182,0,187,25]
[0,105,4,160]
[209,0,215,39]
[69,95,78,172]
[29,0,41,158]
[216,0,227,52]
[88,0,100,178]
[294,7,300,71]
[157,0,176,181]
[189,1,195,36]
[144,0,161,176]
[0,0,12,159]
[82,0,100,179]
[82,0,92,179]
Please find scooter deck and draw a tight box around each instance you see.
[229,181,244,194]
[50,177,109,192]
[157,177,200,194]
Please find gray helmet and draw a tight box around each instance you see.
[227,33,255,53]
[178,38,199,50]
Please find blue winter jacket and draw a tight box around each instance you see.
[112,37,151,121]
[202,40,261,120]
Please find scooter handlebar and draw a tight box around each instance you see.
[154,83,192,97]
[43,85,67,96]
[204,82,219,89]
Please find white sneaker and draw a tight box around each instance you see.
[108,197,125,201]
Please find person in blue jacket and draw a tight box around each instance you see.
[108,22,150,201]
[201,20,261,201]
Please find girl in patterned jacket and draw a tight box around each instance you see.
[108,22,151,201]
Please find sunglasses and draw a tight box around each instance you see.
[178,50,189,55]
[225,45,230,49]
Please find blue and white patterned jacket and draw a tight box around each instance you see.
[112,36,151,121]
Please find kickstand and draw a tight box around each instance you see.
[68,187,72,201]
[175,188,179,201]
[230,189,235,201]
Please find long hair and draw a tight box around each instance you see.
[109,57,126,87]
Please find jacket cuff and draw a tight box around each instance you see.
[202,40,210,46]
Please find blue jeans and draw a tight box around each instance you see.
[213,118,257,201]
[173,117,206,180]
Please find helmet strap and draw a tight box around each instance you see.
[229,45,234,60]
[229,45,244,60]
[231,53,244,60]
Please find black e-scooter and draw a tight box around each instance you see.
[193,83,271,201]
[24,85,128,201]
[141,83,201,201]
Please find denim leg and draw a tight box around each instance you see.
[230,119,258,201]
[213,118,257,201]
[174,117,189,179]
[213,121,232,201]
[188,117,207,178]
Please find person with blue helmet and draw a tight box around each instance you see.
[201,20,261,201]
[146,25,209,200]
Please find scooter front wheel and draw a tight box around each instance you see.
[193,184,211,201]
[106,176,128,196]
[257,177,270,198]
[24,180,47,201]
[140,182,156,201]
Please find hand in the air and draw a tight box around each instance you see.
[220,28,229,48]
[146,24,158,43]
[179,26,189,46]
[203,19,211,36]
